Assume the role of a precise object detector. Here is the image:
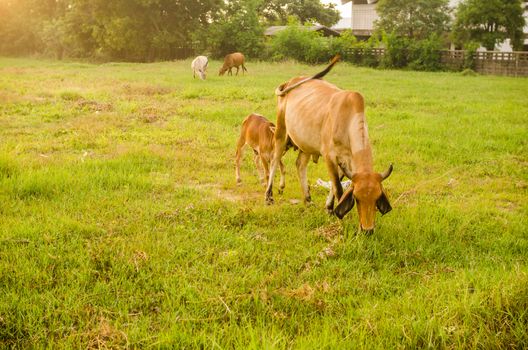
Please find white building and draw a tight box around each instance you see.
[332,0,379,39]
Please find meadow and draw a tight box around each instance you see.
[0,57,527,349]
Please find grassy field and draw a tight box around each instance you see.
[0,57,527,349]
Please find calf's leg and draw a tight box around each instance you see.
[235,137,246,185]
[253,151,265,185]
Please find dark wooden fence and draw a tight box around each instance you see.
[342,48,528,77]
[441,50,528,77]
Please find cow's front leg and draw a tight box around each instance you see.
[325,159,344,214]
[296,152,312,204]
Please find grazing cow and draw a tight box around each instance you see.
[219,52,248,76]
[265,56,393,233]
[235,113,285,192]
[191,56,208,80]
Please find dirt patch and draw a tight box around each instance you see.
[122,83,172,96]
[74,99,113,113]
[86,317,128,349]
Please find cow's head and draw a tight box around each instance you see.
[218,66,227,76]
[335,164,393,234]
[199,70,206,80]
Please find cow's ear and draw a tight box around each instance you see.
[376,190,392,215]
[335,188,355,219]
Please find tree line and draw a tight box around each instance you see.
[0,0,338,61]
[0,0,525,63]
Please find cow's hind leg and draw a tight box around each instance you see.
[278,159,286,194]
[296,152,312,204]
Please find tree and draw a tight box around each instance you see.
[375,0,451,40]
[453,0,526,51]
[203,0,265,58]
[259,0,340,26]
[0,0,66,55]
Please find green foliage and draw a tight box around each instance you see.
[0,0,341,61]
[381,32,411,68]
[380,32,445,71]
[462,41,480,70]
[453,0,526,51]
[0,0,221,61]
[259,0,340,26]
[376,0,451,40]
[460,68,478,76]
[327,30,358,56]
[201,0,265,59]
[269,19,330,63]
[408,33,444,71]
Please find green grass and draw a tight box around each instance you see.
[0,57,527,349]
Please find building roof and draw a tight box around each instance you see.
[264,25,341,37]
[341,0,378,4]
[333,18,352,31]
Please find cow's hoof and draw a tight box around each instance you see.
[278,188,284,195]
[326,208,334,215]
[266,198,274,205]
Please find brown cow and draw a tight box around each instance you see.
[265,56,393,233]
[219,52,248,76]
[235,113,285,192]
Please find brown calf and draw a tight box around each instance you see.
[235,114,285,191]
[265,56,393,233]
[219,52,248,76]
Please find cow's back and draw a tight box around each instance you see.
[192,56,207,69]
[282,79,340,155]
[225,52,245,67]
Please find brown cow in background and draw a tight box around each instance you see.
[235,113,285,192]
[219,52,248,76]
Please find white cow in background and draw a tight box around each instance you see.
[191,56,208,80]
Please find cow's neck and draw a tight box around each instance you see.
[349,113,374,173]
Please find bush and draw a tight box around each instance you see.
[408,33,443,71]
[327,30,357,57]
[381,32,444,71]
[462,41,480,70]
[380,32,411,69]
[269,19,330,63]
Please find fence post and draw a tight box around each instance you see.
[515,52,519,78]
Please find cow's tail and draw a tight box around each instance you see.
[275,54,340,96]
